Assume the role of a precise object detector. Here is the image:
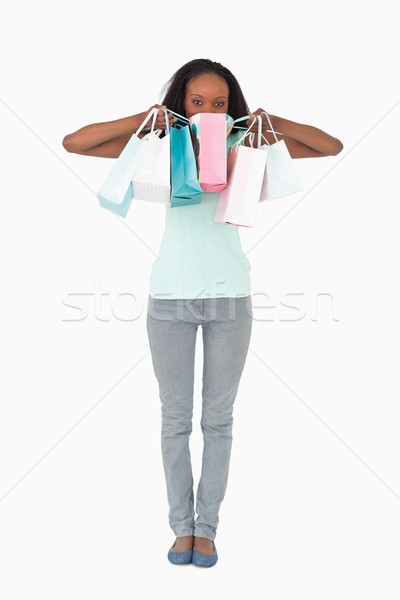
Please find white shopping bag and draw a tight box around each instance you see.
[249,131,269,202]
[258,111,303,200]
[214,116,267,227]
[132,109,171,204]
[97,107,158,217]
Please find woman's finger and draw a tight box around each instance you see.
[154,106,166,128]
[157,109,177,128]
[149,105,177,129]
[167,111,178,125]
[246,114,258,130]
[247,112,267,132]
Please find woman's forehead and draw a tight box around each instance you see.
[186,73,229,92]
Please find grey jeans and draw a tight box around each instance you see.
[146,294,253,541]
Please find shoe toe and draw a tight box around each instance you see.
[168,549,193,564]
[167,539,194,564]
[191,541,218,567]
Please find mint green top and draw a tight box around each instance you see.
[149,130,252,299]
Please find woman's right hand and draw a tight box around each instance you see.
[144,105,178,130]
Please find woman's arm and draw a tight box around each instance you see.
[245,109,344,158]
[62,105,177,158]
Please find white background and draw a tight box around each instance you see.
[1,0,399,597]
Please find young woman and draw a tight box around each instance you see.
[63,59,343,567]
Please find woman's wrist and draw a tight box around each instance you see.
[266,113,281,132]
[130,111,149,132]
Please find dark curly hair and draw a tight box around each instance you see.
[159,58,250,134]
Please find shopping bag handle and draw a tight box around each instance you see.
[136,107,159,136]
[233,116,256,146]
[233,115,263,147]
[140,108,172,138]
[225,114,247,130]
[165,109,190,124]
[261,133,271,147]
[233,111,279,143]
[161,108,171,136]
[259,111,279,143]
[167,109,249,130]
[232,115,251,128]
[249,131,273,148]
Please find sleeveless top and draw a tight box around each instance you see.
[149,130,252,299]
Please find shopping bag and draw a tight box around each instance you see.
[131,109,171,205]
[259,111,303,199]
[189,113,234,192]
[170,124,203,207]
[249,131,269,202]
[214,116,267,227]
[97,107,158,217]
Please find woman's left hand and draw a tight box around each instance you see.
[246,109,279,134]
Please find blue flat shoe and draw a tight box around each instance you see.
[192,540,218,567]
[167,538,194,565]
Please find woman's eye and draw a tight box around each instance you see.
[192,100,225,107]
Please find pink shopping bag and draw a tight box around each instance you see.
[189,112,234,192]
[214,116,267,227]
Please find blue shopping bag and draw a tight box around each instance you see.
[97,107,158,217]
[170,124,203,207]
